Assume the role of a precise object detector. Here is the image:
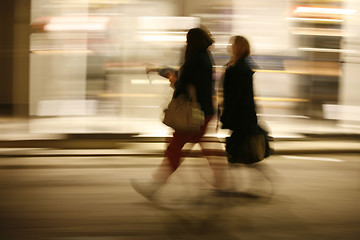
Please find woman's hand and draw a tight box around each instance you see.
[146,65,178,87]
[167,72,177,86]
[145,66,159,74]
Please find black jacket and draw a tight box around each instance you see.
[220,58,258,131]
[173,49,215,116]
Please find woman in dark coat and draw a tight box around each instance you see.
[161,27,215,172]
[173,31,215,118]
[131,28,231,199]
[221,35,257,131]
[220,36,260,164]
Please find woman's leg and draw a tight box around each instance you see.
[199,141,232,190]
[131,132,190,200]
[152,116,213,183]
[193,116,233,190]
[152,131,192,183]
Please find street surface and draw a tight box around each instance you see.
[0,153,359,240]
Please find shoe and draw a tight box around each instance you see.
[130,179,163,200]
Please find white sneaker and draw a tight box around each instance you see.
[130,179,163,200]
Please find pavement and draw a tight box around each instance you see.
[1,117,360,240]
[1,116,360,157]
[1,152,359,240]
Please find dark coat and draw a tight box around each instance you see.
[173,49,215,116]
[220,58,258,132]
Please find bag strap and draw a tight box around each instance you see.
[216,104,220,131]
[186,84,198,103]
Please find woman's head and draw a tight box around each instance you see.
[185,27,214,60]
[229,35,250,64]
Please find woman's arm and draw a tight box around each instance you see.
[146,65,179,87]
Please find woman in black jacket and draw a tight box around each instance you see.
[220,36,260,164]
[131,28,231,199]
[221,35,257,131]
[173,30,215,118]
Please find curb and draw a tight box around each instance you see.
[0,134,360,157]
[1,145,360,158]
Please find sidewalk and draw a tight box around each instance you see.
[0,116,360,157]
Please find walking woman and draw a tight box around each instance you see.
[219,36,277,195]
[220,36,258,163]
[131,27,231,199]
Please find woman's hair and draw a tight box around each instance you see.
[185,27,214,61]
[230,35,250,65]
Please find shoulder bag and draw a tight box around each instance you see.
[163,84,205,132]
[226,125,272,164]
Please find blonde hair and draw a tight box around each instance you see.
[229,36,250,65]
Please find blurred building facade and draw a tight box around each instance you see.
[1,0,360,130]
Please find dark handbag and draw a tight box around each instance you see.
[226,125,271,164]
[163,84,205,132]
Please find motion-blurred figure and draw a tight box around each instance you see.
[220,36,276,195]
[220,36,257,134]
[131,27,231,200]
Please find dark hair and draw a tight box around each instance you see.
[185,27,214,61]
[230,35,250,65]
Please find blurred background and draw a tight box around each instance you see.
[1,1,360,240]
[1,0,360,137]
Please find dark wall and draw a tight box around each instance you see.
[0,0,15,115]
[0,0,30,116]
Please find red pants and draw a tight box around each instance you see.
[165,116,213,171]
